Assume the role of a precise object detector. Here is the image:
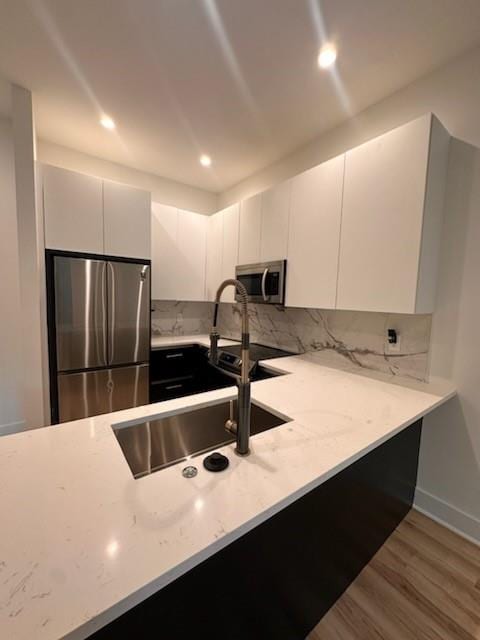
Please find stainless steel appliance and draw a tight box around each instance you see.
[46,252,150,423]
[235,260,286,304]
[216,343,294,377]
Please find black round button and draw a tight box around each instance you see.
[203,452,229,472]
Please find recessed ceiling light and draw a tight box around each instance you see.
[318,44,337,69]
[199,154,212,167]
[100,116,115,130]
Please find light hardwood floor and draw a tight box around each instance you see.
[308,509,480,640]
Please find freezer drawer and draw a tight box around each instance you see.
[107,261,150,366]
[54,256,107,371]
[108,364,149,413]
[57,364,149,422]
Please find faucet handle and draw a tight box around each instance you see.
[225,400,238,435]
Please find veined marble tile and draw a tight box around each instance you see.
[152,300,432,382]
[151,301,212,337]
[217,303,432,382]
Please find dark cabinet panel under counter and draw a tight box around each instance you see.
[89,418,423,639]
[150,345,233,403]
[149,342,288,403]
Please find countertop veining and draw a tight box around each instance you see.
[150,334,239,349]
[0,335,455,640]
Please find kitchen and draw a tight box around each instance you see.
[1,2,480,639]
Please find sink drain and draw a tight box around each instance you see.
[182,465,198,479]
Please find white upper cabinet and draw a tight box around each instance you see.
[286,155,344,309]
[103,180,151,259]
[205,205,240,302]
[238,194,262,265]
[44,114,449,314]
[220,204,240,302]
[238,184,290,267]
[151,204,207,301]
[206,211,223,301]
[43,165,104,254]
[176,209,207,301]
[260,180,291,261]
[336,114,449,314]
[151,203,179,300]
[43,164,151,260]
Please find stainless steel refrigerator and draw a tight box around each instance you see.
[47,253,150,423]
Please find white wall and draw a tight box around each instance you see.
[0,116,24,434]
[12,86,47,429]
[218,44,480,542]
[38,140,218,215]
[416,139,480,542]
[219,45,480,207]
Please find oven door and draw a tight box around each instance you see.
[235,260,286,304]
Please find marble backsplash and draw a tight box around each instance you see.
[152,301,432,381]
[151,300,212,336]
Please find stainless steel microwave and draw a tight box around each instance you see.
[235,260,287,304]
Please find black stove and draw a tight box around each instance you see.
[221,343,294,361]
[217,342,294,377]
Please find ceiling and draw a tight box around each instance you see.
[1,0,480,193]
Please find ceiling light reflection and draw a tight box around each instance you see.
[202,0,268,138]
[307,0,352,115]
[318,44,337,69]
[100,116,116,130]
[199,154,212,167]
[106,539,119,558]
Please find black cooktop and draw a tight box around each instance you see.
[219,342,295,362]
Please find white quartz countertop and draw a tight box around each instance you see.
[0,336,455,640]
[151,334,240,349]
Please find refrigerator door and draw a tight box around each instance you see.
[57,369,110,422]
[108,364,149,413]
[107,261,150,366]
[54,256,108,372]
[57,364,149,422]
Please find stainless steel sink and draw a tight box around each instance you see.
[113,400,289,478]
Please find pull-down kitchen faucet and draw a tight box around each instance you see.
[209,279,251,456]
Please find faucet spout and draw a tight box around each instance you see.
[209,279,251,456]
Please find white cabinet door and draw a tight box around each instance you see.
[177,210,207,301]
[43,165,104,254]
[286,156,344,309]
[220,204,240,303]
[336,114,448,313]
[205,212,223,301]
[151,203,179,300]
[103,181,151,259]
[238,194,262,265]
[260,180,291,261]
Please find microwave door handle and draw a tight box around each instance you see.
[261,267,269,302]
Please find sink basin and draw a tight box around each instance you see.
[113,400,290,478]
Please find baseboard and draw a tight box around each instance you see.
[414,486,480,546]
[0,420,26,437]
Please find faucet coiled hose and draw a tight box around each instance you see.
[213,279,249,337]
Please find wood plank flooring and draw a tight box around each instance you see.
[308,509,480,640]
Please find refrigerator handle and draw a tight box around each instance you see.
[102,261,108,367]
[107,262,115,366]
